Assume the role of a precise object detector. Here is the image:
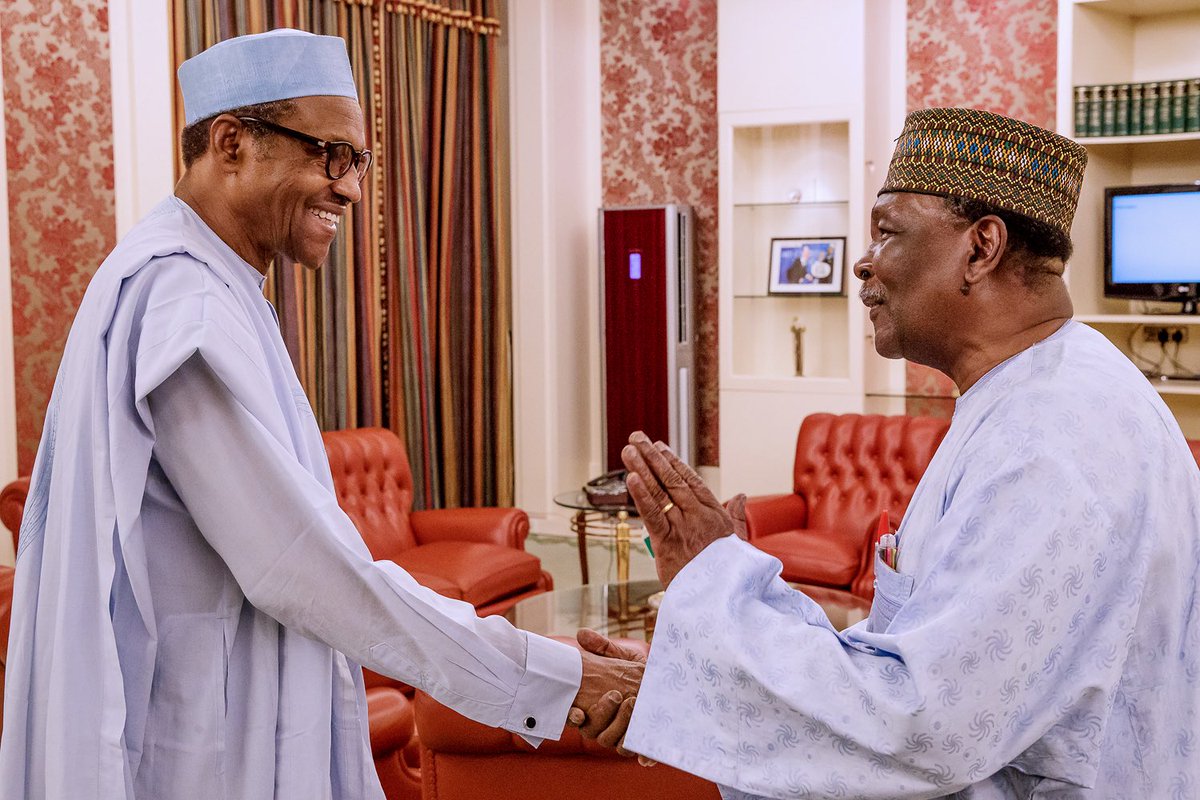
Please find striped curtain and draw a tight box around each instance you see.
[172,0,513,508]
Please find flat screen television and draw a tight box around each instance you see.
[1105,183,1200,314]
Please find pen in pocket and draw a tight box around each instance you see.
[876,510,897,569]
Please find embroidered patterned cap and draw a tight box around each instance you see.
[880,108,1088,238]
[178,29,358,126]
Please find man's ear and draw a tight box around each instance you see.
[206,114,248,173]
[963,215,1007,288]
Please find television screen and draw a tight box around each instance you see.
[1105,184,1200,308]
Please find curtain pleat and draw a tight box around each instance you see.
[173,0,512,508]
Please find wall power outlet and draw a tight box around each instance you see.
[1143,326,1190,344]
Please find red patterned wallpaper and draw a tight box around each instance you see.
[600,0,719,465]
[2,0,116,472]
[904,0,1057,414]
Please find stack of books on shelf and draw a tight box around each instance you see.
[1073,80,1200,137]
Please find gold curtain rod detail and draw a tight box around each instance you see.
[332,0,500,35]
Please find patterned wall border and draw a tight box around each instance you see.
[2,0,117,472]
[600,0,719,464]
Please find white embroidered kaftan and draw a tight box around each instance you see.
[624,321,1200,799]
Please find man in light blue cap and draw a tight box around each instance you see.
[0,29,638,799]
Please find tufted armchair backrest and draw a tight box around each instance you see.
[794,413,950,534]
[322,428,418,559]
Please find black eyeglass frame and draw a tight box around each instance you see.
[236,115,373,182]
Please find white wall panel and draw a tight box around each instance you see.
[718,388,863,499]
[509,0,602,527]
[109,0,174,236]
[719,0,863,114]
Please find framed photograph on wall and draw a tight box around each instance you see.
[767,237,846,296]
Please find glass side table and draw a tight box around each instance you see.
[552,491,641,586]
[506,578,871,643]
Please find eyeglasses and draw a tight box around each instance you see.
[237,116,373,183]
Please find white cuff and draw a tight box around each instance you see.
[506,633,582,747]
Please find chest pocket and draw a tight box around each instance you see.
[867,546,915,633]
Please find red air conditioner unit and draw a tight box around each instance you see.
[599,205,696,470]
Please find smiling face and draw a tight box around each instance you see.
[236,95,366,269]
[854,192,974,366]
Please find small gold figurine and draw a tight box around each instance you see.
[790,318,806,376]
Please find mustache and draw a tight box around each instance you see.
[859,288,885,305]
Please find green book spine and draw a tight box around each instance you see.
[1171,81,1187,133]
[1187,79,1200,132]
[1185,77,1195,131]
[1088,86,1104,137]
[1074,86,1089,136]
[1158,82,1174,132]
[1115,84,1130,136]
[1101,85,1117,136]
[1143,83,1160,134]
[1130,84,1144,135]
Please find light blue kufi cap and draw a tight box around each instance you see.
[178,29,357,125]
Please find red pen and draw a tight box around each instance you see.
[876,509,890,540]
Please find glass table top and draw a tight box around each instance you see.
[506,579,871,642]
[552,490,640,516]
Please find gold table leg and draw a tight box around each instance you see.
[615,511,630,619]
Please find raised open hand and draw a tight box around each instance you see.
[621,432,737,587]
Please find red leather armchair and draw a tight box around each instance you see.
[0,476,26,548]
[1,478,28,743]
[367,686,422,800]
[0,479,21,729]
[414,639,720,800]
[744,413,950,599]
[321,427,552,618]
[0,562,13,731]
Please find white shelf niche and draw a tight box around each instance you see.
[729,121,852,381]
[1067,1,1200,89]
[1075,317,1200,409]
[1059,0,1200,316]
[1064,138,1200,315]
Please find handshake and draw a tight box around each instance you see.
[566,628,654,765]
[560,431,748,764]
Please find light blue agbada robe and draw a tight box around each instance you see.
[0,197,580,799]
[625,321,1200,799]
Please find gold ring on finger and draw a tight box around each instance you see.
[661,502,674,514]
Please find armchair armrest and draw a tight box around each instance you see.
[1,564,15,668]
[742,493,808,540]
[409,507,530,549]
[365,686,421,800]
[1,477,30,552]
[365,686,417,756]
[849,510,891,600]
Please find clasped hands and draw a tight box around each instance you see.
[568,432,747,759]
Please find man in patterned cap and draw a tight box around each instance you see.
[573,108,1200,798]
[0,29,639,800]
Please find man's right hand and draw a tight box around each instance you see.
[621,433,742,587]
[568,629,655,764]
